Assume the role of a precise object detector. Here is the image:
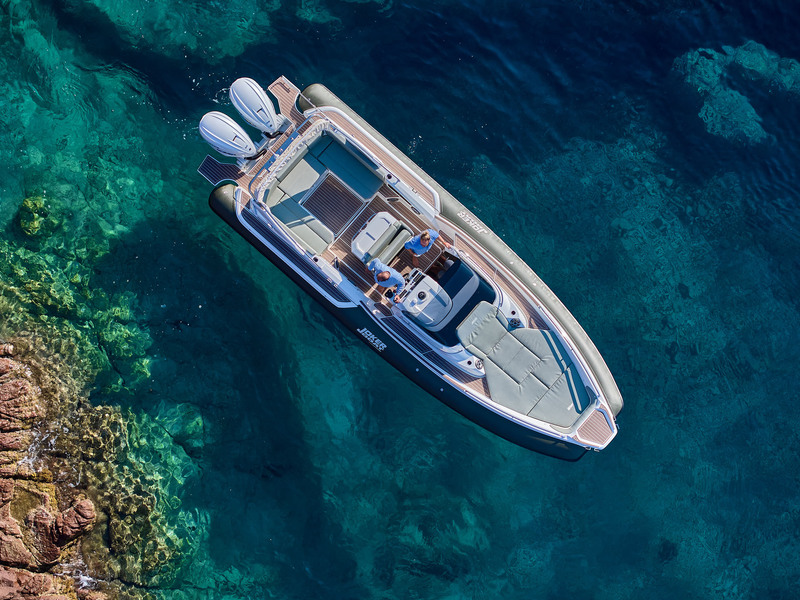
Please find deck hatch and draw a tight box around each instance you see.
[302,174,367,236]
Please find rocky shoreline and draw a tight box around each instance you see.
[0,343,98,600]
[0,330,208,600]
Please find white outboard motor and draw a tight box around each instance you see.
[229,77,286,136]
[198,111,257,159]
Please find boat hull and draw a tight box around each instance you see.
[209,184,587,460]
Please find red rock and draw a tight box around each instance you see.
[78,592,110,600]
[0,482,12,506]
[0,380,30,403]
[0,432,28,452]
[0,379,41,431]
[0,354,108,597]
[19,571,52,595]
[26,507,60,566]
[0,567,62,598]
[0,532,35,569]
[57,499,96,543]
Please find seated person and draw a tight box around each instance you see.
[404,229,451,267]
[367,258,405,302]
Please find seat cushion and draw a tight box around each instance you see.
[527,366,591,427]
[271,198,333,255]
[456,302,509,358]
[365,221,402,263]
[456,301,587,427]
[482,361,549,415]
[307,134,333,158]
[307,217,335,244]
[509,328,571,387]
[275,147,310,182]
[277,154,327,202]
[377,229,412,265]
[264,182,286,208]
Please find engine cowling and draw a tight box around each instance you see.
[198,111,257,159]
[230,77,283,135]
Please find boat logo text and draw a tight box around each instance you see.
[357,327,387,352]
[457,210,489,234]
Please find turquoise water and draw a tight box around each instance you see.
[2,0,799,597]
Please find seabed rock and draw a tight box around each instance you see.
[17,195,62,242]
[674,41,800,144]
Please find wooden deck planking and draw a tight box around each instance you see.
[446,373,491,397]
[269,77,306,126]
[302,175,366,236]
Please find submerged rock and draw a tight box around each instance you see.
[17,194,62,241]
[60,404,202,589]
[0,233,153,393]
[674,41,800,144]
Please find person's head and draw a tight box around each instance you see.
[420,231,431,246]
[377,270,391,282]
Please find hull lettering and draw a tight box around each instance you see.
[457,210,489,234]
[357,327,387,352]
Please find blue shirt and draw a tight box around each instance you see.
[368,258,405,294]
[404,229,440,256]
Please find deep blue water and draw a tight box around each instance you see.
[2,0,799,598]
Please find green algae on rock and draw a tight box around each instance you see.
[0,234,152,393]
[17,194,62,240]
[59,405,203,589]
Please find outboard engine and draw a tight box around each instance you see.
[229,77,287,136]
[198,111,257,159]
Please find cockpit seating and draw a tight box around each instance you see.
[351,211,413,266]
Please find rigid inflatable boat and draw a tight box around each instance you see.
[197,76,623,460]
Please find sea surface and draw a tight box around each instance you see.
[1,0,799,598]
